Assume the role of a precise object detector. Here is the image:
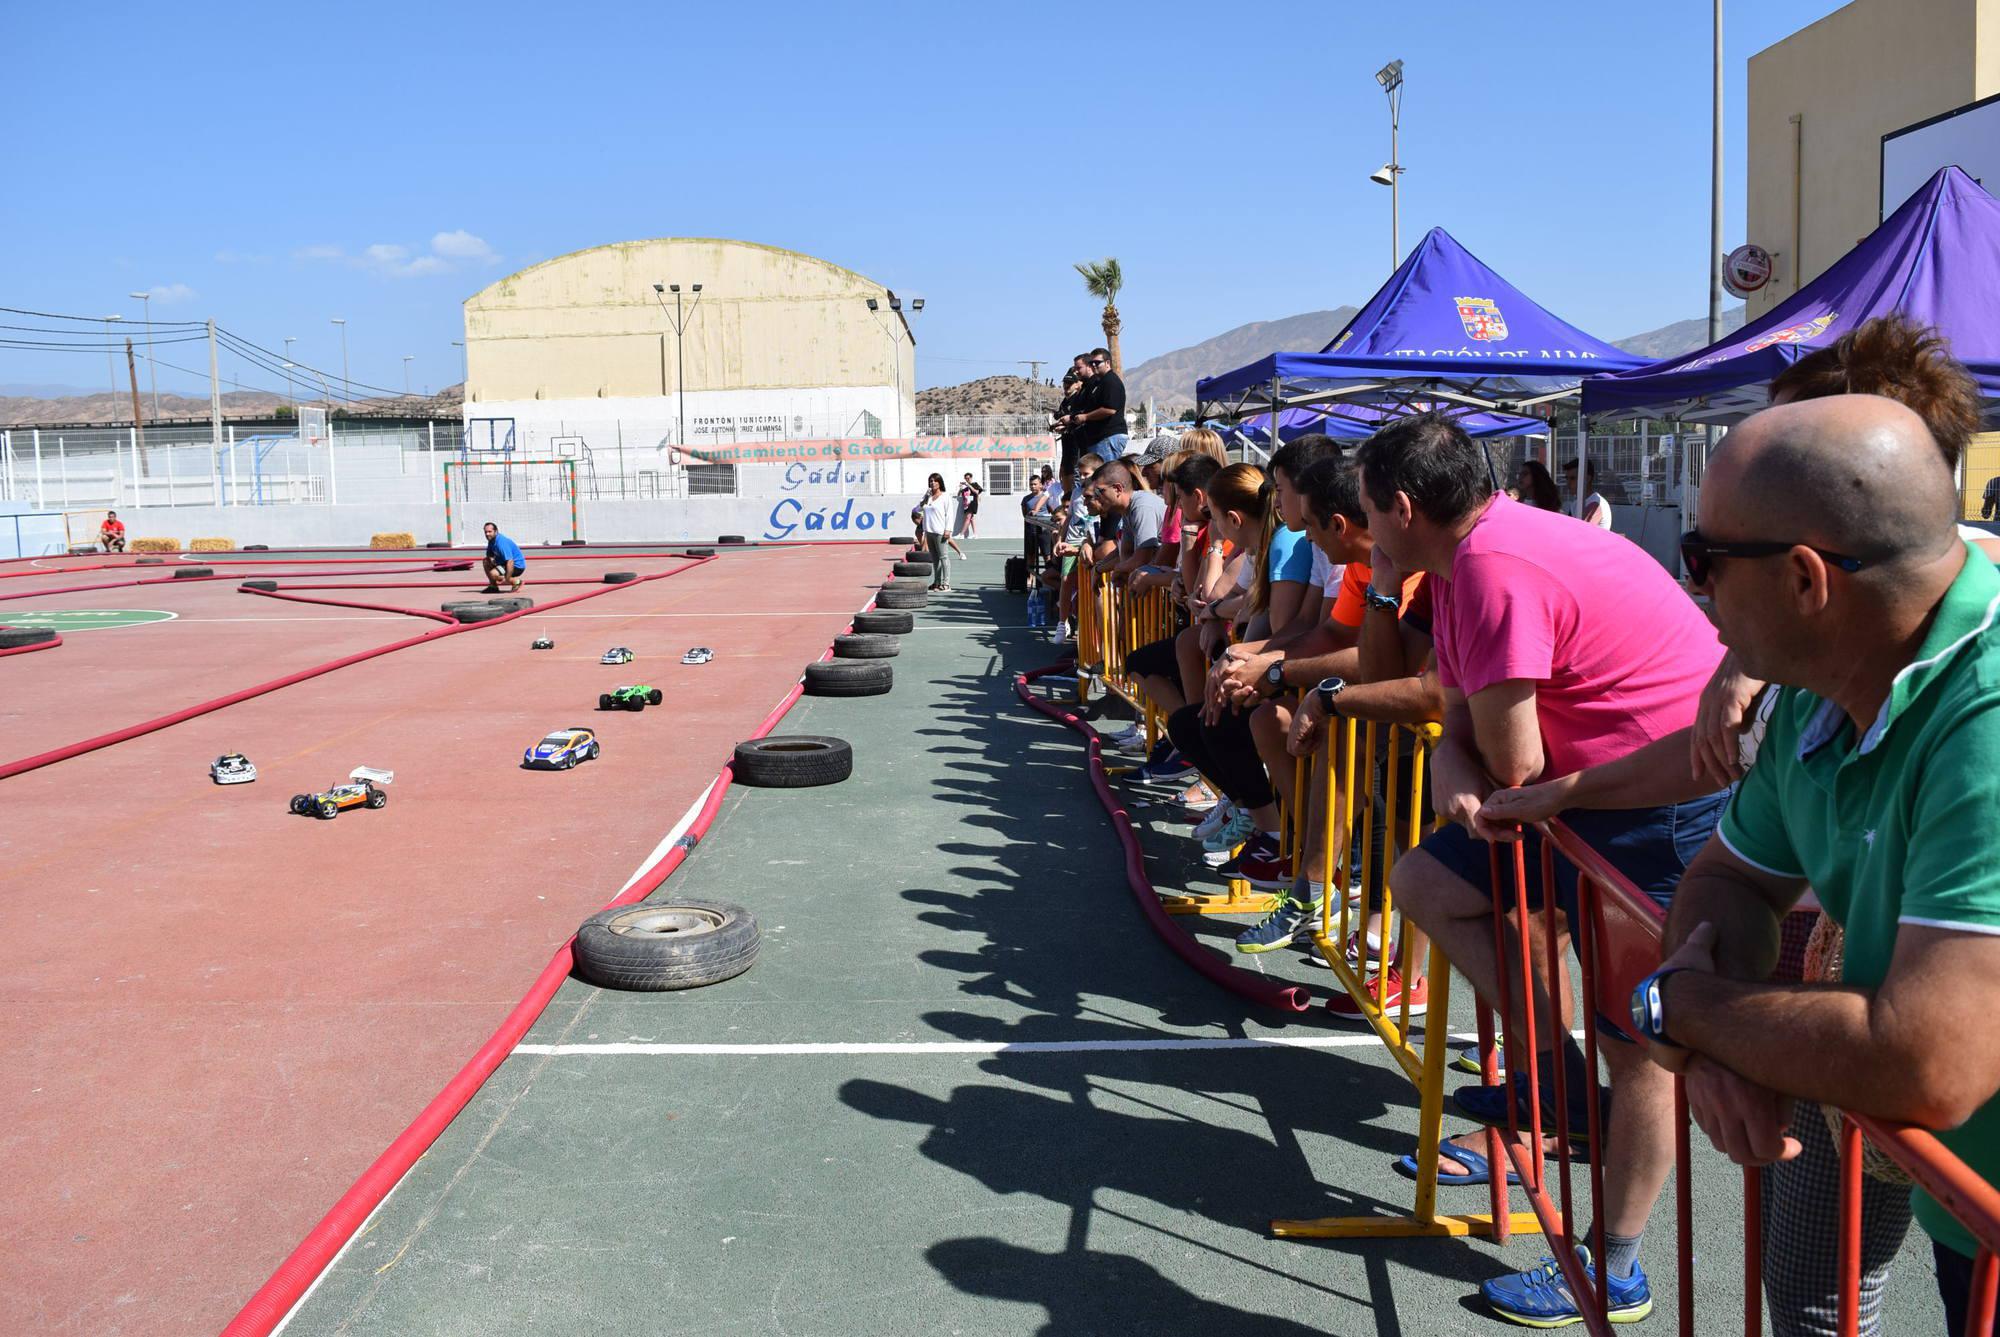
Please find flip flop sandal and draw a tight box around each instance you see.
[1393,1143,1522,1188]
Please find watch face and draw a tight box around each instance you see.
[1629,988,1650,1038]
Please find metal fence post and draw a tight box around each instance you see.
[227,426,237,506]
[130,428,141,508]
[327,419,339,504]
[58,435,69,508]
[0,430,11,503]
[32,429,43,509]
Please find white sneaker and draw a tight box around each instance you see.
[1055,619,1072,641]
[1192,798,1237,842]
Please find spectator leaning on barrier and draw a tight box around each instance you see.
[1358,411,1729,1326]
[1047,454,1105,641]
[1984,472,2000,521]
[1089,458,1167,581]
[1629,394,2000,1337]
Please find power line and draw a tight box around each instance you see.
[0,304,204,329]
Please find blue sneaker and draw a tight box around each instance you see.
[1235,891,1322,953]
[1481,1247,1652,1327]
[1133,749,1197,784]
[1201,808,1258,858]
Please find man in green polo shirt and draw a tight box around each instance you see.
[1637,393,2000,1336]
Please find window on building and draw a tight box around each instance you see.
[686,463,737,497]
[984,460,1024,496]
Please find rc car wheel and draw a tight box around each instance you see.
[853,609,914,635]
[717,534,746,545]
[316,800,338,819]
[803,659,892,697]
[241,580,278,592]
[0,627,57,648]
[892,561,932,577]
[732,735,853,787]
[626,697,645,711]
[648,689,663,705]
[603,571,637,583]
[683,547,715,557]
[834,633,899,659]
[366,790,387,809]
[874,586,929,610]
[289,795,308,814]
[572,898,760,992]
[599,693,614,710]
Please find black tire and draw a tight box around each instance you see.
[626,697,645,711]
[425,541,451,549]
[173,566,214,579]
[885,536,907,545]
[892,561,932,577]
[441,600,491,615]
[603,571,637,584]
[316,800,338,819]
[572,898,760,991]
[561,539,586,546]
[136,558,164,565]
[683,547,715,557]
[853,609,914,635]
[648,688,663,705]
[834,633,899,659]
[717,534,746,545]
[489,596,534,612]
[365,790,387,809]
[882,575,929,589]
[244,544,270,551]
[732,735,853,787]
[803,659,892,697]
[452,605,508,623]
[0,627,57,648]
[875,586,929,610]
[241,580,278,592]
[598,693,613,710]
[906,548,929,563]
[289,796,307,814]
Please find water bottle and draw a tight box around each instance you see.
[1026,586,1045,627]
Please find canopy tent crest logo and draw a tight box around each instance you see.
[1454,297,1508,342]
[1742,311,1839,355]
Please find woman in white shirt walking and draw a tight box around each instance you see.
[920,473,955,591]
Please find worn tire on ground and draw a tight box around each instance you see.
[732,735,853,787]
[489,596,533,612]
[0,627,57,648]
[833,633,899,659]
[173,567,214,578]
[572,898,761,991]
[561,539,586,546]
[853,609,914,635]
[450,604,508,623]
[136,557,164,565]
[684,547,715,557]
[717,534,746,545]
[603,571,637,583]
[874,586,928,610]
[425,541,451,549]
[244,544,270,551]
[892,561,932,577]
[242,580,278,591]
[803,658,893,697]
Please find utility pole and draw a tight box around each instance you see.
[283,336,296,412]
[1020,360,1047,414]
[403,354,414,397]
[207,319,224,450]
[1708,0,1725,344]
[331,317,349,404]
[130,291,161,420]
[125,339,146,452]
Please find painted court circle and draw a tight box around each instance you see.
[0,609,177,632]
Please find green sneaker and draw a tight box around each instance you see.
[1235,894,1323,954]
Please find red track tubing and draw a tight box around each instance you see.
[1014,663,1310,1013]
[220,591,879,1337]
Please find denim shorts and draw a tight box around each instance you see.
[1089,434,1129,464]
[1416,789,1730,1037]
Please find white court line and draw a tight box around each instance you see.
[514,1035,1442,1057]
[615,778,718,894]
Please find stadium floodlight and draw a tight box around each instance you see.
[866,297,880,311]
[1376,58,1403,90]
[692,283,702,293]
[652,282,664,293]
[911,297,925,312]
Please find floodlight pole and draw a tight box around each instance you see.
[131,291,160,421]
[653,283,705,448]
[1378,59,1406,273]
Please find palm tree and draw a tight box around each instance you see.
[1074,257,1124,374]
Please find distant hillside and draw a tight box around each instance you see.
[1123,309,1357,410]
[915,375,1058,419]
[1614,306,1747,359]
[0,383,465,427]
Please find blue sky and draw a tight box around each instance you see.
[1,0,1850,398]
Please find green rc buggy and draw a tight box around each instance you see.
[598,684,665,712]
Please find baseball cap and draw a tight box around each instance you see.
[1134,433,1180,467]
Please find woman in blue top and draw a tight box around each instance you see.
[482,522,527,593]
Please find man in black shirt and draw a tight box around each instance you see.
[1055,355,1093,480]
[1066,347,1129,464]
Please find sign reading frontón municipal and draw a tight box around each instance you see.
[677,435,1057,466]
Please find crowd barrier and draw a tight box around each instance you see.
[1062,555,2000,1335]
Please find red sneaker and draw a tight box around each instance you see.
[1325,968,1428,1021]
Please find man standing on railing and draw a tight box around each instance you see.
[1356,411,1729,1327]
[1636,394,2000,1337]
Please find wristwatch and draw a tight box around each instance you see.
[1315,675,1348,715]
[1264,660,1287,694]
[1363,583,1401,613]
[1629,967,1690,1048]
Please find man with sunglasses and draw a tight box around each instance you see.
[1061,348,1128,465]
[1619,394,2000,1337]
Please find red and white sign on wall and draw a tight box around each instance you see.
[1722,244,1774,298]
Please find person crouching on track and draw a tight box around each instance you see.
[99,510,126,553]
[482,521,526,593]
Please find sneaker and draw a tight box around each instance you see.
[1481,1247,1652,1327]
[1133,751,1197,783]
[1200,808,1258,857]
[1342,930,1395,970]
[1104,723,1146,751]
[1325,967,1429,1020]
[1215,833,1290,888]
[1192,799,1238,843]
[1235,893,1321,953]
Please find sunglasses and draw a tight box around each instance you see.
[1679,528,1870,587]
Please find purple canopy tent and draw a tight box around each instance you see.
[1232,400,1545,446]
[1583,166,2000,423]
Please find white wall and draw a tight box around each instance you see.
[467,384,915,455]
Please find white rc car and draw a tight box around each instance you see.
[211,753,257,785]
[682,647,714,665]
[601,646,634,665]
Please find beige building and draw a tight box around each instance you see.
[1745,0,2000,318]
[462,237,916,449]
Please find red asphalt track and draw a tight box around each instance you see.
[0,542,897,1337]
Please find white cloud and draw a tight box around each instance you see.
[144,283,196,304]
[431,229,497,264]
[363,243,410,265]
[295,244,346,262]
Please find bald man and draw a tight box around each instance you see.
[1632,394,2000,1337]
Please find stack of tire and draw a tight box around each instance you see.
[441,595,535,623]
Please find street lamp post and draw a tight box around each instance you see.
[283,337,296,412]
[864,293,922,440]
[1373,59,1406,274]
[129,291,160,420]
[330,317,349,405]
[403,355,414,397]
[651,282,705,448]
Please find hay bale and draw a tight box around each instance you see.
[131,537,180,554]
[370,532,417,549]
[190,538,234,553]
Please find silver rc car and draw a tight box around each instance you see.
[682,647,713,666]
[601,646,634,665]
[211,753,257,784]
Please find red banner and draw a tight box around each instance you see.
[673,435,1056,466]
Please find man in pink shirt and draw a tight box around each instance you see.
[1355,412,1728,1327]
